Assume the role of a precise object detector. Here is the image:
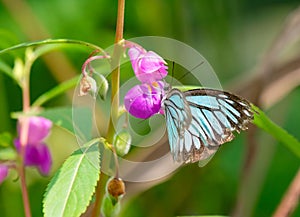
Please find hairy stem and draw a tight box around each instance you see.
[18,53,33,217]
[91,0,125,216]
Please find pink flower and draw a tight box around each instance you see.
[0,165,8,184]
[128,47,168,83]
[124,81,164,119]
[14,116,52,175]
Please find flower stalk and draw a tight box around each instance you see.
[91,0,125,216]
[18,51,33,217]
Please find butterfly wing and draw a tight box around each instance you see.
[164,88,253,164]
[163,89,192,161]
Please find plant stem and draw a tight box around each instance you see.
[273,168,300,217]
[18,54,33,217]
[91,0,125,216]
[19,163,31,217]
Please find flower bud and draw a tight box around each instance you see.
[79,75,98,98]
[94,73,108,100]
[113,129,131,157]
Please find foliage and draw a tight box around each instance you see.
[0,1,300,217]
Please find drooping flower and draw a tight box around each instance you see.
[124,81,164,119]
[79,75,98,98]
[0,165,8,184]
[128,46,168,83]
[14,116,52,175]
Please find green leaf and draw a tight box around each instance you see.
[177,216,228,217]
[0,132,12,148]
[0,148,17,160]
[43,138,100,217]
[32,76,79,107]
[101,194,121,217]
[0,39,107,56]
[174,85,202,92]
[0,60,13,80]
[39,107,92,140]
[39,107,75,133]
[252,105,300,158]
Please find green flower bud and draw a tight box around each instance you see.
[94,73,109,100]
[113,129,131,157]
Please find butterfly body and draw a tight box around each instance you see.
[163,88,253,164]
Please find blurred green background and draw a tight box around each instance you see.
[0,0,300,216]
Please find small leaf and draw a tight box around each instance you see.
[113,129,131,157]
[94,73,109,100]
[0,132,12,148]
[101,194,121,217]
[43,138,100,217]
[0,148,17,160]
[39,107,93,142]
[0,60,13,80]
[252,105,300,158]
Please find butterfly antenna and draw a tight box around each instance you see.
[177,61,204,81]
[170,61,175,86]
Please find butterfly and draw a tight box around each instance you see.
[162,87,253,165]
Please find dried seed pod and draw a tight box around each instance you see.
[107,177,125,199]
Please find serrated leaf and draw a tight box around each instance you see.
[43,138,100,217]
[252,105,300,158]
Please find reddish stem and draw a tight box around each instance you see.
[81,54,111,76]
[18,68,32,217]
[273,168,300,217]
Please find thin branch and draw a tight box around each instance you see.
[232,6,300,217]
[91,0,125,216]
[273,168,300,217]
[17,47,34,217]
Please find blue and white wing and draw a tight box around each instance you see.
[163,89,192,161]
[164,88,253,164]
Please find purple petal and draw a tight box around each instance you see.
[24,143,52,175]
[124,83,163,119]
[18,117,52,144]
[128,46,145,62]
[14,138,21,152]
[128,47,168,83]
[0,165,8,184]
